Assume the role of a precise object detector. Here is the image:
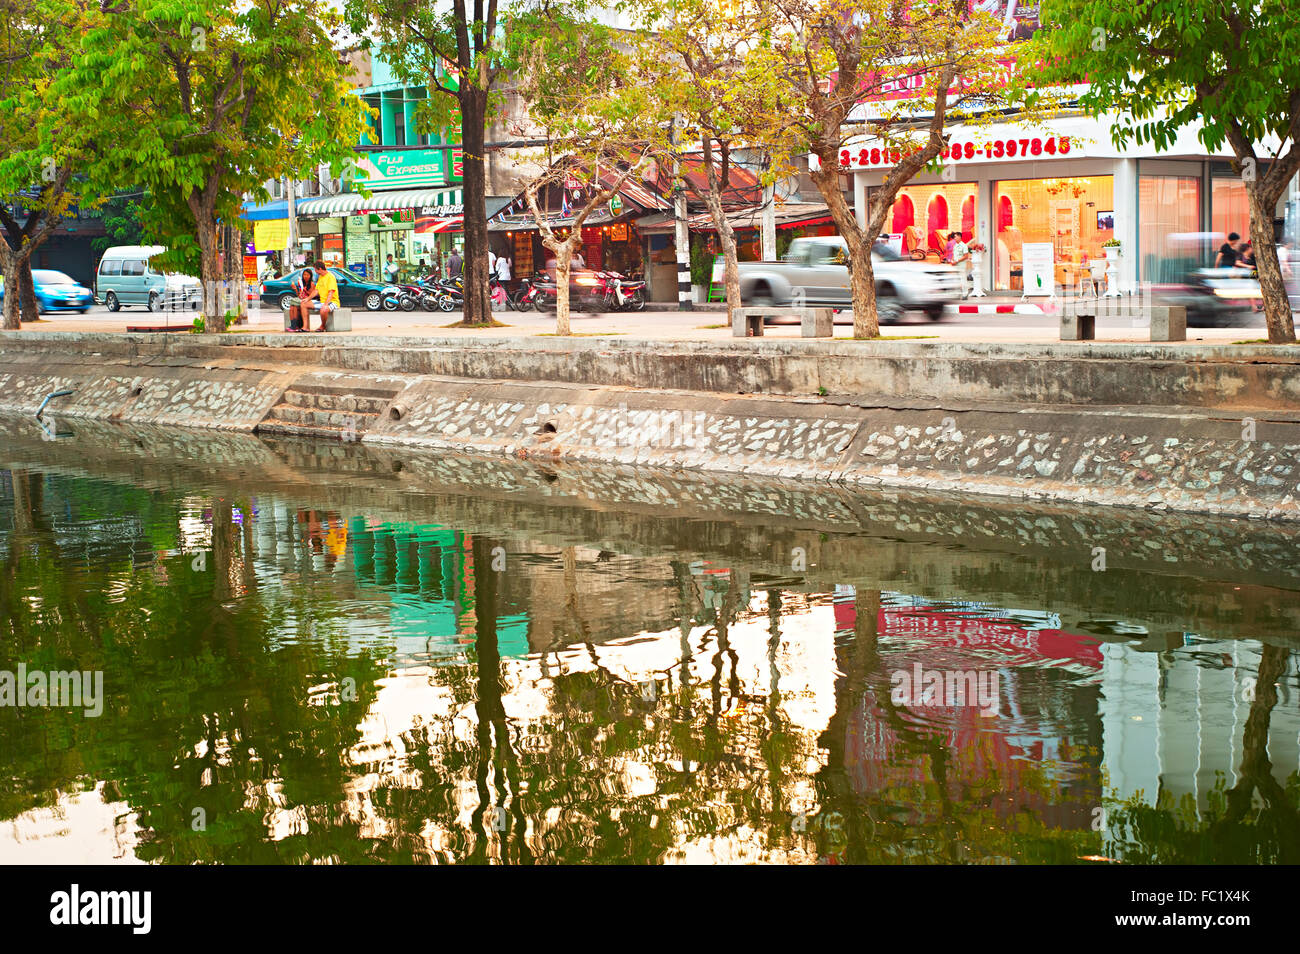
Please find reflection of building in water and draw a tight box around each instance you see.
[833,587,1103,834]
[1100,639,1300,812]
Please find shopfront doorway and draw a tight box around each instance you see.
[993,175,1114,291]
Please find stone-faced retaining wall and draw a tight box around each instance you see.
[1,332,1298,520]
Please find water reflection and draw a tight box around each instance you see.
[0,422,1298,864]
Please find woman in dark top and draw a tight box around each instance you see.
[1237,241,1256,270]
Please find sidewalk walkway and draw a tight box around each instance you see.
[8,299,1270,345]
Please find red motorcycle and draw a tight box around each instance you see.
[602,271,647,311]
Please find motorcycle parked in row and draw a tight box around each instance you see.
[526,268,646,312]
[602,272,647,311]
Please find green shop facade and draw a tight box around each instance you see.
[297,65,464,282]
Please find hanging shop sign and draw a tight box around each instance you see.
[609,195,624,216]
[369,208,416,230]
[609,222,629,241]
[353,149,450,189]
[419,204,464,217]
[252,219,291,252]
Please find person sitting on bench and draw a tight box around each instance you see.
[308,263,338,335]
[289,266,314,331]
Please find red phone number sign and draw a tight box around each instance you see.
[839,136,1074,169]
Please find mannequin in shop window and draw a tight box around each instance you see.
[902,224,926,260]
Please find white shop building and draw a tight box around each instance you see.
[831,112,1294,296]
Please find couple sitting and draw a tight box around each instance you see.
[288,261,338,332]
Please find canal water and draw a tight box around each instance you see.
[1,416,1298,865]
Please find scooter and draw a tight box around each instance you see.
[510,276,543,311]
[604,272,647,311]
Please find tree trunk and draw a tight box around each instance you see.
[702,188,742,327]
[196,215,223,333]
[554,241,572,336]
[459,89,492,326]
[809,161,879,338]
[0,247,20,330]
[1248,185,1296,343]
[849,249,877,338]
[18,259,40,322]
[226,224,249,324]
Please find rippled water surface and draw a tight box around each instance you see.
[1,418,1298,864]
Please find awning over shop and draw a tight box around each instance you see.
[296,188,463,218]
[488,210,639,232]
[241,198,288,221]
[636,201,833,236]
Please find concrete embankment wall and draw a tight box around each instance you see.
[2,331,1298,520]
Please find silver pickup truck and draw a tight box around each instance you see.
[737,235,962,322]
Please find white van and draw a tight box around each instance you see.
[95,246,202,312]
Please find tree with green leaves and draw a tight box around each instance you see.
[345,0,506,328]
[511,5,670,334]
[90,192,151,254]
[46,0,368,332]
[0,0,86,329]
[751,0,1032,338]
[638,0,778,330]
[1030,0,1300,344]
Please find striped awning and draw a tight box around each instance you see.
[296,188,463,218]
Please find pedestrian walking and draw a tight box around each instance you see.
[1215,232,1242,268]
[446,248,463,279]
[947,231,971,298]
[495,252,512,292]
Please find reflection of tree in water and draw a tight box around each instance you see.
[370,557,817,863]
[1,489,386,862]
[1103,644,1299,864]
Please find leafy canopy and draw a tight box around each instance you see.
[45,0,369,275]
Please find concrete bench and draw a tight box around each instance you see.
[732,306,834,338]
[282,306,353,333]
[1060,301,1186,342]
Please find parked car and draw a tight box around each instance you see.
[737,236,961,322]
[259,267,395,312]
[0,270,95,313]
[96,245,201,312]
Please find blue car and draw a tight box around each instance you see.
[32,270,94,313]
[0,270,94,313]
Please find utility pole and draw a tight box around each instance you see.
[286,174,298,273]
[672,114,693,311]
[761,159,777,262]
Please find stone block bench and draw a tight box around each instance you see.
[282,306,354,333]
[1060,300,1186,342]
[731,306,834,338]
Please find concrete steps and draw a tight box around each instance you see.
[258,382,399,440]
